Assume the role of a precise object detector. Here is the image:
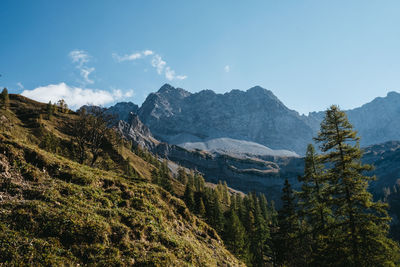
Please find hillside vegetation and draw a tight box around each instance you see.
[0,94,243,266]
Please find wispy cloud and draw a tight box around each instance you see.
[17,82,24,89]
[224,65,230,73]
[69,50,95,85]
[113,50,187,81]
[112,52,142,62]
[151,54,166,74]
[112,50,155,63]
[21,82,133,109]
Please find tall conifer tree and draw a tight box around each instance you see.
[315,105,400,266]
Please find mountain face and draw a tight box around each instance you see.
[138,84,314,154]
[117,112,159,150]
[135,85,400,154]
[362,140,400,197]
[115,112,303,203]
[106,102,139,122]
[308,91,400,147]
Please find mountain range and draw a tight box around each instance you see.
[105,84,400,204]
[120,84,400,156]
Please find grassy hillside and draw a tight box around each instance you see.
[0,95,243,266]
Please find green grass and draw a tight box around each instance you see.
[0,95,244,266]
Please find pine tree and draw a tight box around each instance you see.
[223,181,231,206]
[251,195,271,266]
[208,190,224,232]
[297,144,331,263]
[198,197,206,218]
[224,208,247,260]
[160,162,172,192]
[151,169,160,185]
[194,173,205,192]
[0,88,9,110]
[276,179,300,266]
[314,105,400,266]
[177,167,187,184]
[184,182,195,211]
[46,101,54,119]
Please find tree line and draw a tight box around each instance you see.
[137,104,400,266]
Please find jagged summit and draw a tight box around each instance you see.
[156,83,191,98]
[107,85,400,154]
[137,84,311,154]
[157,83,174,93]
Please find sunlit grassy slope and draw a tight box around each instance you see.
[0,95,243,266]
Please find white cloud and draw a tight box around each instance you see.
[124,89,134,97]
[165,67,175,81]
[165,66,187,81]
[21,83,133,109]
[151,54,166,74]
[112,52,142,62]
[176,75,187,80]
[114,49,186,81]
[111,88,134,98]
[224,65,230,73]
[80,67,95,84]
[113,50,154,62]
[17,82,24,89]
[69,50,95,85]
[69,50,90,67]
[143,50,154,56]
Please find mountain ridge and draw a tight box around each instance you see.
[112,84,400,155]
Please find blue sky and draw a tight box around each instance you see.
[1,1,400,113]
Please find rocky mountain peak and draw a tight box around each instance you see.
[106,102,139,122]
[138,85,313,154]
[247,85,279,100]
[157,83,191,99]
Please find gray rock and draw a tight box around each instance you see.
[138,84,313,154]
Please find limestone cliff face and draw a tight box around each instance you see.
[111,85,400,155]
[117,112,158,150]
[308,91,400,147]
[138,84,313,154]
[106,102,139,122]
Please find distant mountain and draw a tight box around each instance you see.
[105,102,139,122]
[127,84,400,155]
[363,140,400,197]
[308,91,400,147]
[137,84,314,154]
[96,87,400,205]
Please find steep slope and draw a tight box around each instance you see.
[0,95,243,266]
[138,84,313,154]
[115,112,303,202]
